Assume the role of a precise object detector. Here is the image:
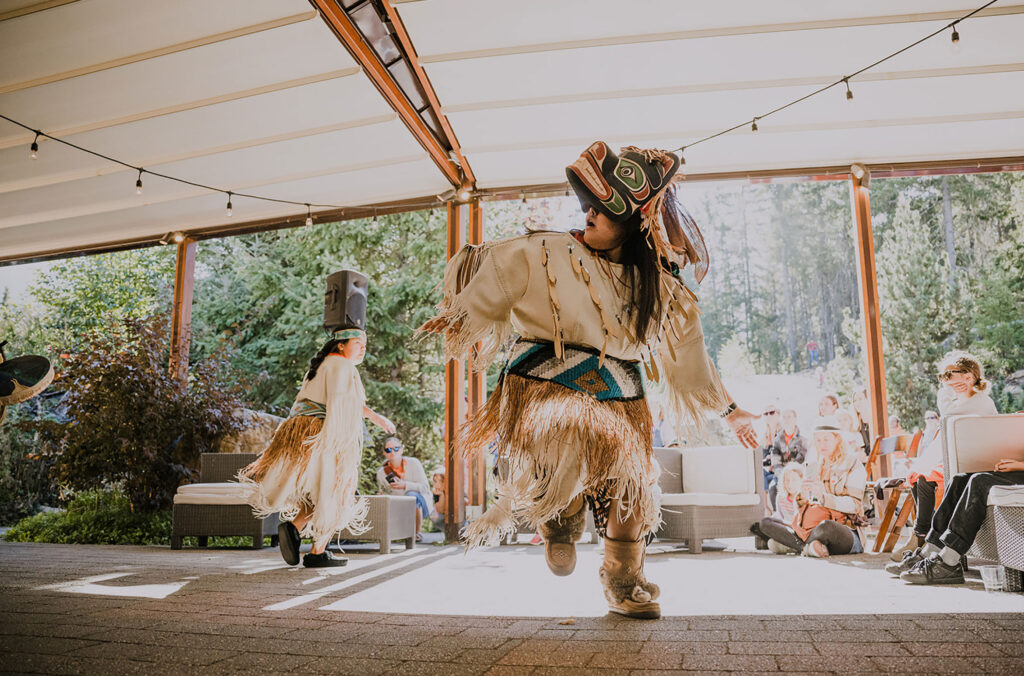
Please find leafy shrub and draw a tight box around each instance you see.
[4,488,172,545]
[0,408,59,525]
[30,315,245,512]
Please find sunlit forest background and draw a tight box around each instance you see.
[3,172,1023,523]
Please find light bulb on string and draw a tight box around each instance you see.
[30,132,39,159]
[521,194,527,204]
[305,204,313,227]
[226,192,233,217]
[679,148,686,165]
[373,209,378,224]
[844,78,854,101]
[951,24,961,53]
[136,169,143,195]
[751,118,759,132]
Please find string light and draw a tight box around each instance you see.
[670,0,994,156]
[30,132,39,159]
[172,232,185,243]
[373,208,378,224]
[951,24,961,53]
[136,169,143,195]
[305,204,313,227]
[458,187,471,201]
[225,192,233,217]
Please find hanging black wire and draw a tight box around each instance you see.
[672,0,998,155]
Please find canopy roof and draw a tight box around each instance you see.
[1,0,1022,261]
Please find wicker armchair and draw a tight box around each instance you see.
[170,453,279,550]
[653,445,764,553]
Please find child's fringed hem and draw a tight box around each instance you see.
[657,352,730,432]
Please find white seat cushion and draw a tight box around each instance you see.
[660,492,760,507]
[174,482,250,505]
[681,446,754,495]
[988,485,1024,507]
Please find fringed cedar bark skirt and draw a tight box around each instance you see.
[461,339,661,547]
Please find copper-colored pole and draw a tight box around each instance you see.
[444,201,466,542]
[168,237,196,385]
[311,0,461,186]
[851,169,889,440]
[465,199,487,510]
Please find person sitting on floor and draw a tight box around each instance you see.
[886,351,1006,582]
[768,409,807,510]
[773,462,806,525]
[376,436,431,543]
[752,418,867,558]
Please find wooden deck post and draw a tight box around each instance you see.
[466,199,487,512]
[444,201,467,543]
[850,168,889,440]
[168,237,196,385]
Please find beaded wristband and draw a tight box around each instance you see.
[720,402,737,418]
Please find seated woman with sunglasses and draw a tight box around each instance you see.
[887,350,998,576]
[377,437,431,542]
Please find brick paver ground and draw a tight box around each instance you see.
[1,541,1023,674]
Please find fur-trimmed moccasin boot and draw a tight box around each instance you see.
[537,496,586,576]
[599,536,661,619]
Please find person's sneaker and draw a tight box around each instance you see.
[885,547,924,576]
[767,538,792,555]
[900,554,965,585]
[278,521,301,566]
[802,540,829,558]
[303,551,348,568]
[753,533,768,550]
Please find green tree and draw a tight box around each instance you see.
[876,195,968,427]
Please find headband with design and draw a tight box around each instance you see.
[333,328,365,340]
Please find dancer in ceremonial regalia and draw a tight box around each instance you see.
[421,142,758,618]
[240,271,394,568]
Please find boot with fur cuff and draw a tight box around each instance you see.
[599,536,661,619]
[537,496,586,576]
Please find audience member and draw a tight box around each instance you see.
[376,436,431,542]
[894,454,1024,585]
[852,388,872,453]
[887,351,999,572]
[430,470,447,531]
[818,394,839,418]
[768,410,807,509]
[888,415,907,436]
[651,403,678,447]
[759,406,781,500]
[753,419,867,558]
[836,409,867,462]
[773,462,806,524]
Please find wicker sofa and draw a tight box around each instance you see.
[941,413,1024,591]
[653,445,764,553]
[171,453,278,550]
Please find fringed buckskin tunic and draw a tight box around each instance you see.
[433,231,729,546]
[238,355,368,548]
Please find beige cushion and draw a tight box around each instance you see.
[654,447,683,494]
[681,445,754,495]
[660,492,760,507]
[944,414,1024,475]
[988,485,1024,508]
[174,481,250,505]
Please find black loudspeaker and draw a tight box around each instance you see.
[323,269,368,332]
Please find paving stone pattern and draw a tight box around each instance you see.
[1,542,1023,674]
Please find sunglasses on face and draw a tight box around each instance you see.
[384,446,401,453]
[765,410,779,416]
[938,369,968,381]
[926,415,939,421]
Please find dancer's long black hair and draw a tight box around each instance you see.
[305,338,351,381]
[617,210,664,343]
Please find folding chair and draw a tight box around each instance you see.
[870,431,924,553]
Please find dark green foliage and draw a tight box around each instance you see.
[191,211,448,478]
[0,406,59,525]
[29,315,245,512]
[4,488,172,545]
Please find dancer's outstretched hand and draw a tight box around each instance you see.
[418,315,463,339]
[724,407,760,449]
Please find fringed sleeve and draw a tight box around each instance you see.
[655,280,730,429]
[431,240,529,370]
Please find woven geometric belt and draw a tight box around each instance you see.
[504,339,644,401]
[289,398,327,419]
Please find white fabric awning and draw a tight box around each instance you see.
[1,0,1022,260]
